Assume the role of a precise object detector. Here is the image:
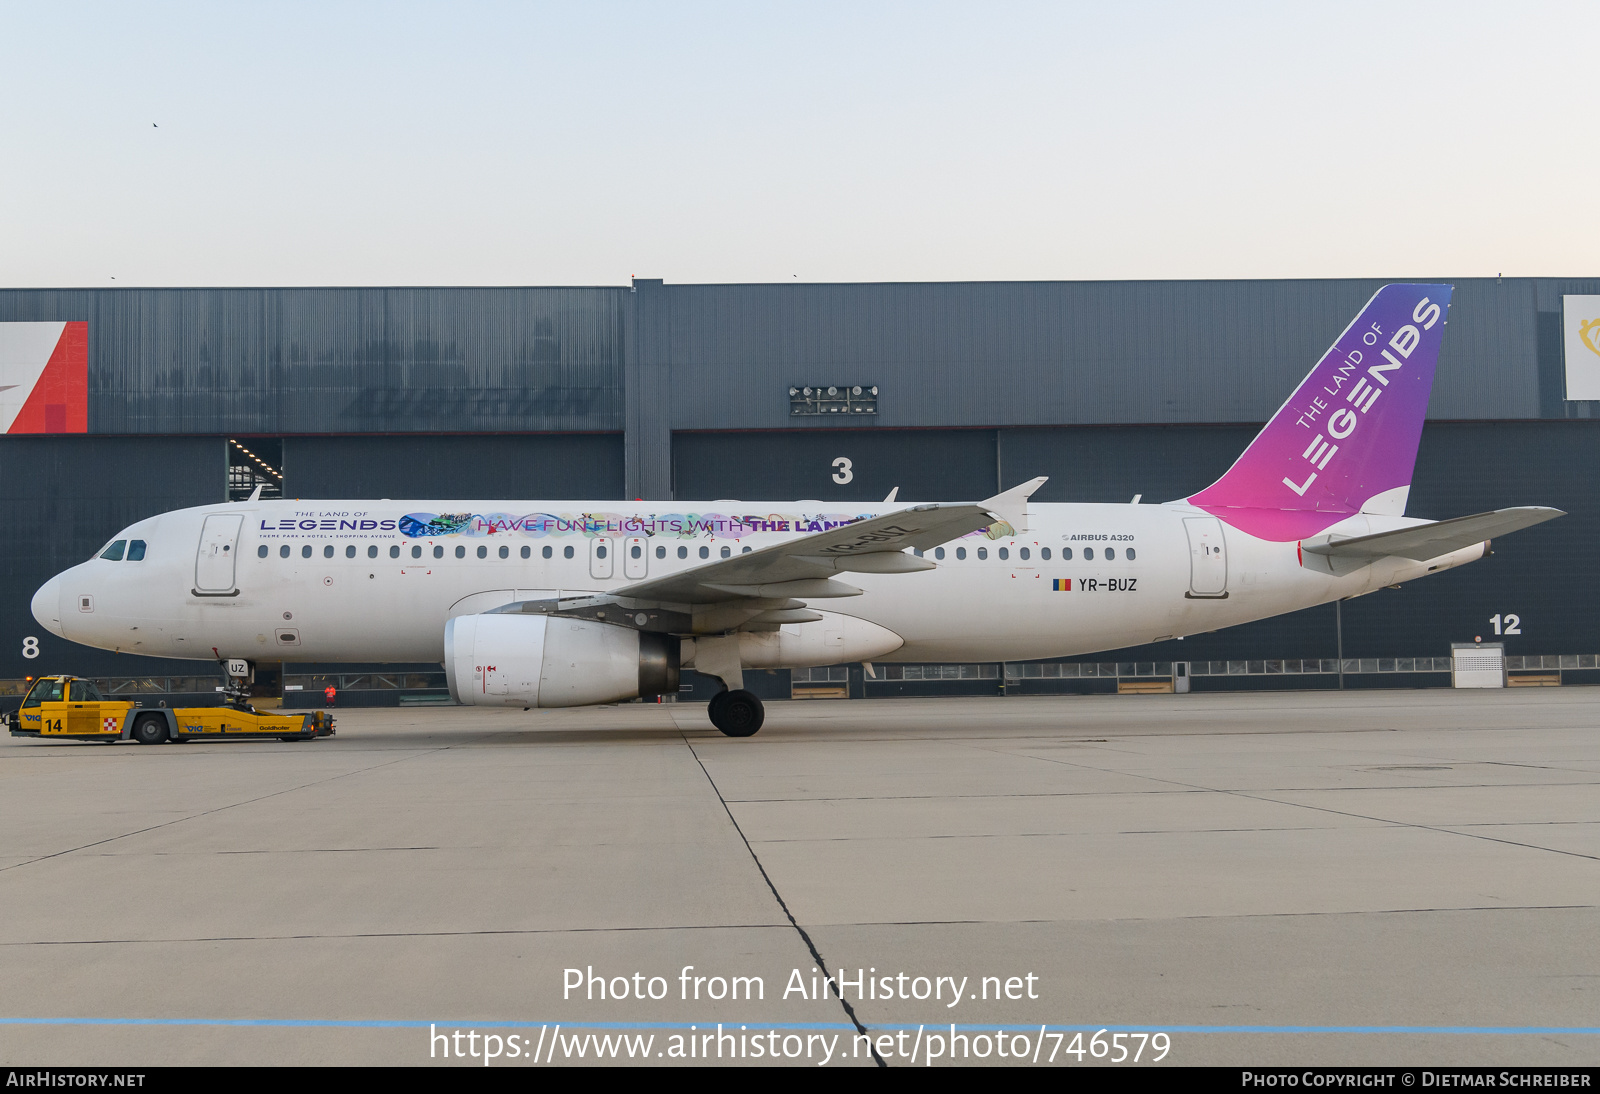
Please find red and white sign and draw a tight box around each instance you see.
[0,321,87,433]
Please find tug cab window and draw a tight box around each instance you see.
[22,679,65,707]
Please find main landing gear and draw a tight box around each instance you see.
[708,689,764,738]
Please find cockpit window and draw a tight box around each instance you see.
[67,680,105,701]
[22,679,64,707]
[127,540,147,561]
[99,540,127,561]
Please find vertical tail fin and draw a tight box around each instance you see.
[1187,283,1452,541]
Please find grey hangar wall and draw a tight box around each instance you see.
[2,276,1594,686]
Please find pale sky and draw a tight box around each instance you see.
[3,1,1595,287]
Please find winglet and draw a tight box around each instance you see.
[247,484,264,502]
[883,487,900,503]
[982,476,1048,534]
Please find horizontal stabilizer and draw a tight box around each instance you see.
[1302,507,1565,562]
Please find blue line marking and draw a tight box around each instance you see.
[0,1018,1596,1034]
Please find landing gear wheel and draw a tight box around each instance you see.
[708,689,764,737]
[131,714,168,745]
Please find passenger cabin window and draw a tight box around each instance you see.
[100,540,126,561]
[699,546,709,559]
[389,545,399,558]
[280,545,291,558]
[258,545,269,558]
[1105,547,1115,560]
[656,546,665,559]
[563,546,574,559]
[542,546,552,559]
[998,547,1008,560]
[678,546,688,559]
[1041,547,1051,560]
[477,546,487,559]
[596,544,607,559]
[369,545,379,558]
[977,547,988,560]
[520,546,530,559]
[434,546,444,559]
[720,546,731,558]
[1083,547,1094,560]
[631,545,641,559]
[128,540,146,561]
[499,546,509,559]
[934,547,945,560]
[322,545,333,558]
[302,545,313,559]
[955,547,966,560]
[455,546,466,559]
[346,545,357,558]
[411,545,422,559]
[1126,548,1136,560]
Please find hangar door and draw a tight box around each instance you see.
[673,430,999,502]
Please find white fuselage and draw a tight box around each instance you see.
[35,498,1484,667]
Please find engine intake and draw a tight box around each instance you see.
[445,614,679,708]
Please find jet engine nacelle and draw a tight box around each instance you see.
[445,614,679,708]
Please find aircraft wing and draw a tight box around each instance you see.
[609,501,1005,604]
[1302,506,1564,562]
[486,479,1048,634]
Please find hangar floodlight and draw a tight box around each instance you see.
[790,385,878,416]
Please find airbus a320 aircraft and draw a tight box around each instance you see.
[32,284,1562,736]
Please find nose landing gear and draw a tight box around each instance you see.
[707,689,764,737]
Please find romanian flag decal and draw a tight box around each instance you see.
[1052,578,1071,591]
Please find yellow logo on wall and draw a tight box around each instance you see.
[1582,317,1600,358]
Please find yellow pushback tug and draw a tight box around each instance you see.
[4,674,334,744]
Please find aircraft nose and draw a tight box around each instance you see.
[32,573,65,638]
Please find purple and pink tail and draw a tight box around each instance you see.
[1187,283,1452,541]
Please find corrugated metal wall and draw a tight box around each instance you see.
[0,287,627,434]
[638,278,1600,438]
[4,277,1598,451]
